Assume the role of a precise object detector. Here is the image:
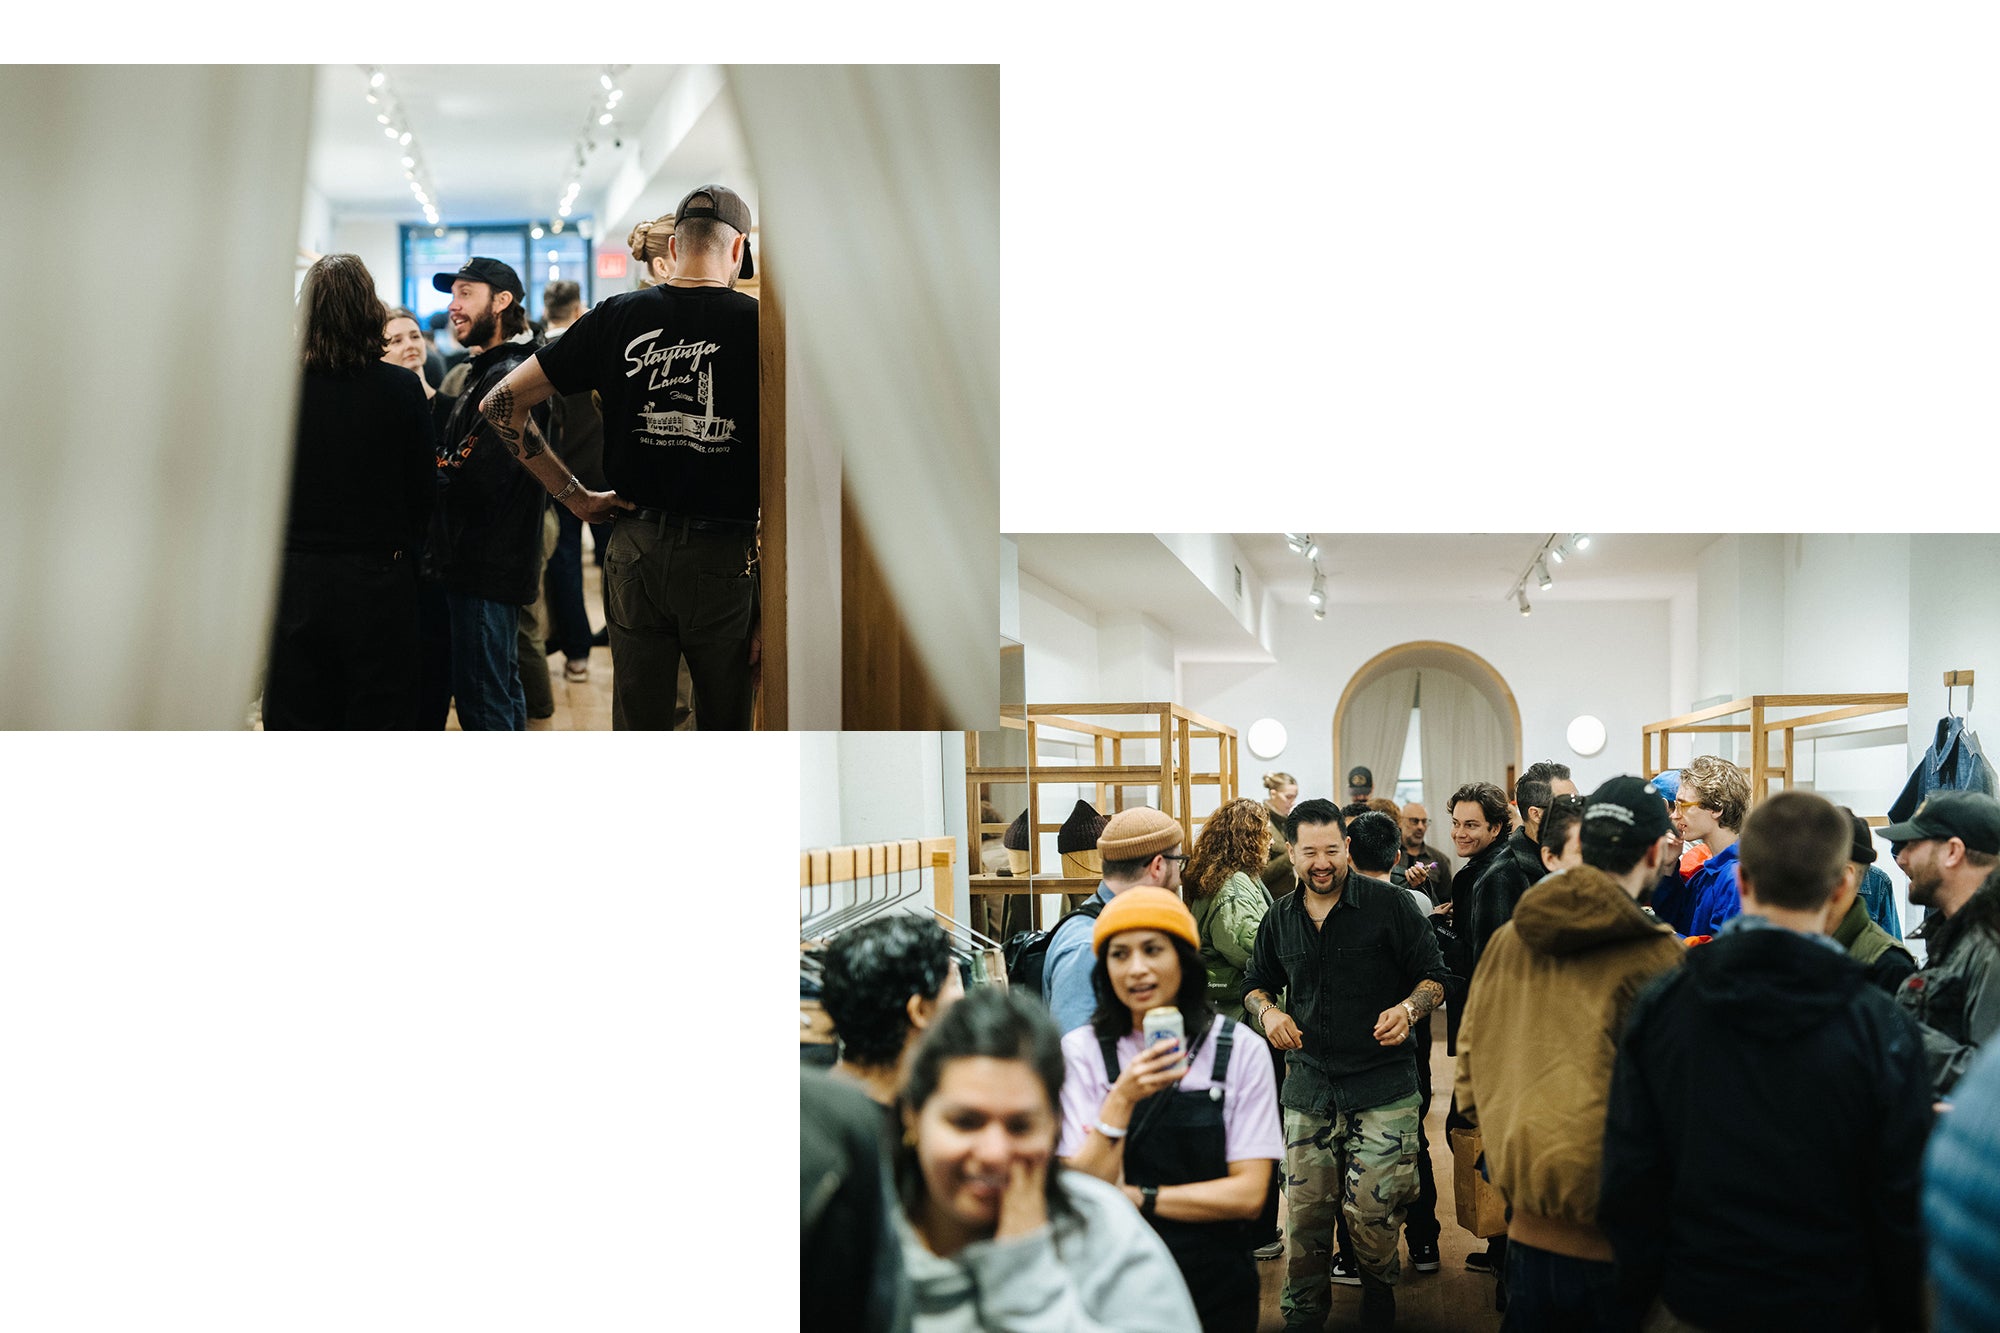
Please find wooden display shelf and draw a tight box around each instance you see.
[966,702,1239,929]
[1642,693,1909,802]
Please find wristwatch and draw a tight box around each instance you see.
[1140,1185,1159,1218]
[1402,1001,1418,1029]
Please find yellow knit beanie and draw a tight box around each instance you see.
[1092,887,1202,956]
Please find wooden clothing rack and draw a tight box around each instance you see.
[965,702,1240,927]
[1641,692,1910,809]
[798,835,959,1049]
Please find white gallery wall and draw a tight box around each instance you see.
[1181,598,1673,802]
[800,732,971,925]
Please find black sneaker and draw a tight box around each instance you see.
[1254,1237,1285,1261]
[1330,1252,1362,1286]
[1408,1239,1440,1273]
[1465,1249,1497,1274]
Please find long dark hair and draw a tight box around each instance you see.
[300,253,387,375]
[895,987,1077,1228]
[1088,933,1215,1047]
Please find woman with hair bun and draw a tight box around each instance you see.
[266,254,434,729]
[895,987,1198,1332]
[1260,771,1299,891]
[627,212,675,284]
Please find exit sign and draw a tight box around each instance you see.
[597,251,627,280]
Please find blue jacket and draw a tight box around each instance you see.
[1682,842,1742,938]
[1859,864,1903,941]
[1044,884,1116,1034]
[1925,1046,2000,1332]
[1889,717,1995,831]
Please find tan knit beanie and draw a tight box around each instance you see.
[1097,806,1183,862]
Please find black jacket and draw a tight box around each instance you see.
[1241,872,1450,1116]
[286,360,434,558]
[1599,926,1929,1333]
[1468,828,1542,968]
[431,340,551,605]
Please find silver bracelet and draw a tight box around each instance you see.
[1095,1119,1128,1140]
[553,474,582,502]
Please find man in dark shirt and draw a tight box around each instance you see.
[478,184,761,730]
[1243,798,1450,1331]
[429,256,555,731]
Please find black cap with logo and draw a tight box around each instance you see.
[1583,775,1675,849]
[674,184,755,279]
[431,256,526,301]
[1347,766,1373,793]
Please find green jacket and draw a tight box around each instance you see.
[1832,894,1917,996]
[1191,869,1274,1022]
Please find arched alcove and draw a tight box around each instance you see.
[1331,640,1524,800]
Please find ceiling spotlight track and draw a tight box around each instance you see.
[359,65,442,231]
[1508,533,1589,615]
[1286,534,1333,623]
[546,64,627,236]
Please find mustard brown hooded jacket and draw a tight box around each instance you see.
[1453,863,1683,1261]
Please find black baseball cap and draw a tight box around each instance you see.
[1840,807,1878,864]
[1878,792,2000,856]
[674,184,755,279]
[1347,766,1373,790]
[1583,776,1674,847]
[432,256,525,301]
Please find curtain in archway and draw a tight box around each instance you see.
[1419,669,1510,822]
[1339,669,1417,806]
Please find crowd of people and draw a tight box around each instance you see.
[268,184,760,730]
[802,753,2000,1331]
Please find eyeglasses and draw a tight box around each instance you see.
[1674,798,1708,813]
[1161,853,1190,867]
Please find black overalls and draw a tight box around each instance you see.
[1104,1017,1259,1333]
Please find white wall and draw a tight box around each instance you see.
[1020,572,1103,703]
[1908,535,2000,772]
[1182,598,1674,801]
[801,732,972,926]
[330,214,405,305]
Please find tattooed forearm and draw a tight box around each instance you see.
[1245,990,1279,1020]
[478,385,547,462]
[519,415,547,460]
[1403,979,1445,1020]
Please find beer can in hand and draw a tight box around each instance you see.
[1144,1005,1185,1069]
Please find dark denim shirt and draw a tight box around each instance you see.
[1242,871,1451,1116]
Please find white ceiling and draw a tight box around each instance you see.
[1238,533,1721,605]
[305,64,751,230]
[1011,532,1722,661]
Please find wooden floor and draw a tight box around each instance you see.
[1257,1025,1503,1332]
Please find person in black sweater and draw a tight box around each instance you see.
[1600,791,1929,1333]
[265,254,433,729]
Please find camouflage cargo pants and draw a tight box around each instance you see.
[1281,1093,1422,1322]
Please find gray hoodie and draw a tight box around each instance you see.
[896,1169,1199,1332]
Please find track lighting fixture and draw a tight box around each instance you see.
[1286,533,1310,554]
[1308,572,1326,609]
[1536,559,1553,591]
[1574,534,1591,551]
[1518,589,1532,617]
[1313,606,1327,622]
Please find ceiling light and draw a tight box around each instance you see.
[1518,589,1532,617]
[600,73,613,90]
[1285,533,1309,554]
[551,219,563,234]
[434,227,445,238]
[1313,606,1327,622]
[558,203,571,217]
[399,132,412,146]
[548,249,559,262]
[1308,572,1326,609]
[549,265,560,281]
[530,225,544,240]
[400,156,414,168]
[1304,541,1320,563]
[383,126,398,139]
[1574,534,1591,551]
[1548,543,1565,564]
[1536,559,1553,591]
[366,93,378,105]
[598,113,613,126]
[607,89,622,104]
[370,70,386,89]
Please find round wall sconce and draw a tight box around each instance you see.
[1247,717,1288,760]
[1567,714,1607,757]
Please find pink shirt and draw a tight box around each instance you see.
[1057,1018,1283,1162]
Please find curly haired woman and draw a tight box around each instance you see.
[1185,798,1277,1025]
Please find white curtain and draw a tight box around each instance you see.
[1419,670,1510,823]
[1339,669,1417,804]
[1,67,313,727]
[724,66,998,728]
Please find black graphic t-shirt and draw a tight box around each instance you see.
[535,285,758,520]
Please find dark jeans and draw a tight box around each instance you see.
[1502,1241,1636,1333]
[603,517,756,731]
[545,505,595,661]
[446,591,526,730]
[265,550,419,730]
